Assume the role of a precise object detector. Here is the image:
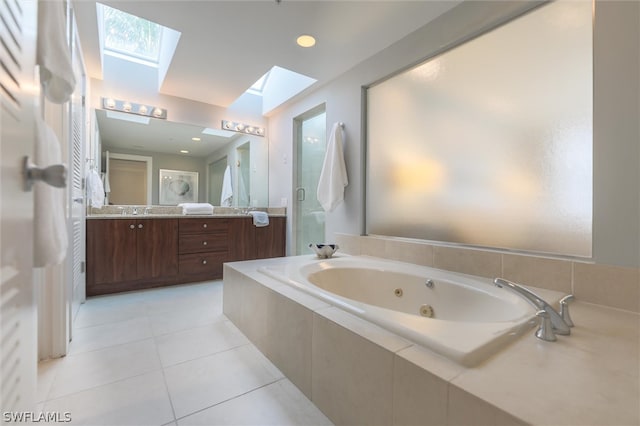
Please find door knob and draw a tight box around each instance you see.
[130,224,135,229]
[138,224,143,229]
[23,156,67,191]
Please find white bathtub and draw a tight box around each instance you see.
[259,255,542,367]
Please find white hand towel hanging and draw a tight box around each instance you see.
[36,0,76,103]
[317,122,348,212]
[34,118,68,267]
[220,165,233,206]
[86,169,105,209]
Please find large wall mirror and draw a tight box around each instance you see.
[366,1,593,257]
[95,109,268,207]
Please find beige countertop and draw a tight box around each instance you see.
[86,214,286,219]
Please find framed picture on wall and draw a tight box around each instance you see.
[159,169,198,205]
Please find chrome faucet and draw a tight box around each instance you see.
[494,278,573,338]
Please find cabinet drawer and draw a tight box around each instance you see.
[179,233,228,254]
[179,252,226,277]
[180,218,230,234]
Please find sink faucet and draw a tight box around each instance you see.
[494,278,573,337]
[144,207,151,215]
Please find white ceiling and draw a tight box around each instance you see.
[74,0,460,155]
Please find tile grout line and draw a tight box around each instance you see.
[153,335,179,425]
[43,367,166,404]
[172,377,286,423]
[66,335,157,358]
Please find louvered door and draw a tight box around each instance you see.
[68,21,85,330]
[0,0,38,415]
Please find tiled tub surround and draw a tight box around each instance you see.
[223,257,639,426]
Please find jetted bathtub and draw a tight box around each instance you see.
[259,255,543,367]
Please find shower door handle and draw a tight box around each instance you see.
[296,187,306,202]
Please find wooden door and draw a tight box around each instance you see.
[255,217,286,258]
[0,0,38,412]
[87,219,137,285]
[228,217,256,261]
[137,219,178,280]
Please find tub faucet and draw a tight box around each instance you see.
[494,278,572,336]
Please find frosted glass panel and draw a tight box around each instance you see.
[367,1,592,257]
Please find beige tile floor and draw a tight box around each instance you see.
[37,281,333,426]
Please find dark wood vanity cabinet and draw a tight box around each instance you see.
[86,218,178,296]
[86,215,286,296]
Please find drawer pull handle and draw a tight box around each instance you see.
[202,259,207,265]
[203,224,207,228]
[129,224,135,230]
[138,224,143,229]
[203,241,208,246]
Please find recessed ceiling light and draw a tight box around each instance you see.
[180,150,189,154]
[296,34,316,48]
[192,137,201,141]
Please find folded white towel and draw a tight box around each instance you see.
[34,118,68,267]
[86,169,105,208]
[317,122,348,212]
[179,203,214,215]
[220,165,233,207]
[248,211,269,227]
[37,0,76,103]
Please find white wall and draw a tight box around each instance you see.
[267,1,640,268]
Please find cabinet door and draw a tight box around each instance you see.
[137,219,178,280]
[254,217,287,259]
[88,219,137,285]
[228,217,256,261]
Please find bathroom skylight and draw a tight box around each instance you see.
[100,3,162,63]
[97,3,181,91]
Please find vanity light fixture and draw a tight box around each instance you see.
[191,137,201,141]
[180,150,189,154]
[221,120,265,137]
[102,97,167,119]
